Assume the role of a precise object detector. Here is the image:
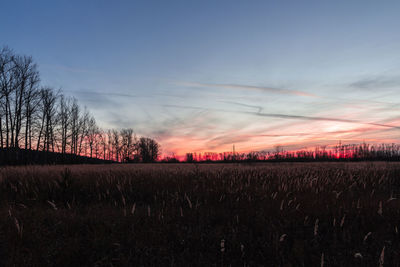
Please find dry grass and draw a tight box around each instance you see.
[1,162,400,266]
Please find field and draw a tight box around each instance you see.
[1,162,400,266]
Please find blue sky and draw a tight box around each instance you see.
[2,0,400,155]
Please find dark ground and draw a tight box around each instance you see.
[0,162,399,266]
[0,148,114,165]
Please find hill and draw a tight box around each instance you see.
[0,148,115,165]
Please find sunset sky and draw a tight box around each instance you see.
[2,0,400,156]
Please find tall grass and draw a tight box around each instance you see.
[0,162,400,266]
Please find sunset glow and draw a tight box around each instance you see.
[3,0,400,158]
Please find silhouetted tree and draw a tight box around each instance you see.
[86,114,98,158]
[36,87,58,152]
[57,94,71,154]
[137,137,159,162]
[112,129,121,162]
[0,47,16,148]
[120,128,136,162]
[186,153,194,163]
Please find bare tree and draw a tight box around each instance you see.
[112,129,120,162]
[137,137,160,163]
[77,108,90,156]
[98,130,107,160]
[23,72,40,150]
[0,46,15,148]
[69,98,80,155]
[86,114,98,158]
[185,153,194,163]
[0,46,170,165]
[107,129,113,161]
[36,88,58,152]
[120,128,135,162]
[57,94,71,154]
[11,55,39,148]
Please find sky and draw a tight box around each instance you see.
[1,0,400,156]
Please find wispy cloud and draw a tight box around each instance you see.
[252,112,400,129]
[153,101,400,155]
[177,81,318,97]
[219,100,263,113]
[65,90,149,98]
[350,75,400,90]
[163,103,400,130]
[65,90,190,100]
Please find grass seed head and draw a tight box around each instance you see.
[354,252,363,259]
[379,246,385,267]
[279,234,287,242]
[320,253,324,267]
[131,203,136,215]
[314,219,319,236]
[220,239,225,253]
[378,201,383,216]
[363,232,372,243]
[47,200,57,210]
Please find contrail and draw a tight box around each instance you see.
[251,112,400,129]
[219,100,263,113]
[178,82,318,97]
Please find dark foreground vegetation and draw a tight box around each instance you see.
[1,162,400,266]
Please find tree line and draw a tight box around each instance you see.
[181,142,400,163]
[0,46,159,163]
